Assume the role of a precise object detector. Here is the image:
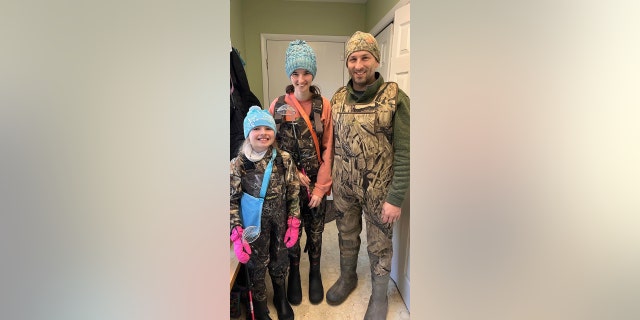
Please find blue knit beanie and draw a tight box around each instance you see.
[243,106,276,138]
[285,40,317,79]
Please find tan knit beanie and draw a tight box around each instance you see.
[345,31,380,63]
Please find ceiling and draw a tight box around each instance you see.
[286,0,368,3]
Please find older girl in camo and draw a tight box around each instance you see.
[268,40,334,306]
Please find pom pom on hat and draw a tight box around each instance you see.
[285,40,317,78]
[345,31,380,63]
[243,106,276,138]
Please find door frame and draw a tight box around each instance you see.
[375,22,394,80]
[372,0,411,310]
[260,34,349,106]
[369,0,410,36]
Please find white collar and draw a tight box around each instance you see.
[243,143,268,162]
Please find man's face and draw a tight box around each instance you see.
[347,51,379,91]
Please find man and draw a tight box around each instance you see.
[326,31,410,320]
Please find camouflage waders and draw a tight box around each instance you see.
[275,113,326,265]
[286,175,326,266]
[239,154,291,305]
[327,83,398,306]
[273,95,327,305]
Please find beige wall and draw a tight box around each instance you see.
[231,0,400,106]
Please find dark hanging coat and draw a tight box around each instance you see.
[230,47,262,160]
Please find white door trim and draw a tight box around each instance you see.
[386,1,411,310]
[260,34,349,106]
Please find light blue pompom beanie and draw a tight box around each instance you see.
[285,40,317,79]
[243,106,276,138]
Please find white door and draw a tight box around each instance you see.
[375,23,394,80]
[388,4,411,96]
[388,1,411,311]
[261,35,348,107]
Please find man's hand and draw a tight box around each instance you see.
[381,202,401,224]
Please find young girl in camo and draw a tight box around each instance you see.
[230,106,301,320]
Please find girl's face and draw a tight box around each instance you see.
[290,68,314,93]
[248,125,275,152]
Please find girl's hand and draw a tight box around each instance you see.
[309,194,322,208]
[283,217,301,248]
[298,170,310,188]
[230,226,251,264]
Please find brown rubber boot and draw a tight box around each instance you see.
[363,274,389,320]
[326,255,358,305]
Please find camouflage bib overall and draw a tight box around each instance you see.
[240,151,290,301]
[273,95,327,260]
[273,95,323,177]
[331,82,398,275]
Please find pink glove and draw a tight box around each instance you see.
[230,226,251,264]
[283,217,301,248]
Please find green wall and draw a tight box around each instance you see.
[230,0,245,55]
[231,0,401,106]
[366,0,402,31]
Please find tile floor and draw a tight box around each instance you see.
[234,219,410,320]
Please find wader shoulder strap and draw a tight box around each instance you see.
[273,95,287,131]
[241,148,277,198]
[333,86,348,103]
[259,148,277,198]
[310,96,324,136]
[374,82,399,103]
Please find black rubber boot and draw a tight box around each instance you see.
[249,298,272,320]
[286,260,302,305]
[326,255,358,306]
[272,278,294,320]
[308,256,324,304]
[363,274,389,320]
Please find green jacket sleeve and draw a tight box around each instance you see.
[385,89,410,207]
